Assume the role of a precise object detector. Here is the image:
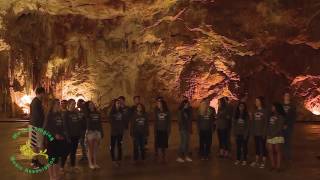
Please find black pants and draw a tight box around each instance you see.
[110,135,123,161]
[254,136,267,157]
[199,130,212,158]
[217,129,229,151]
[236,135,248,161]
[133,134,146,160]
[61,136,80,167]
[79,133,87,158]
[47,139,67,164]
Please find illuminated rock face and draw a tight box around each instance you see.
[0,0,319,118]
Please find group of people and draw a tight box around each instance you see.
[28,87,296,180]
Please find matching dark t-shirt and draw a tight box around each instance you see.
[267,114,285,138]
[178,108,192,132]
[197,107,216,131]
[233,116,249,136]
[64,110,84,137]
[251,108,268,137]
[155,110,171,132]
[45,112,66,138]
[131,112,149,136]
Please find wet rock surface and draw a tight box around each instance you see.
[0,0,319,118]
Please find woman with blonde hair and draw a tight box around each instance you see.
[44,99,67,180]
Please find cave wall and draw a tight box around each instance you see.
[0,0,319,120]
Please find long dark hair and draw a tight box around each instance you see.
[87,101,97,113]
[179,99,190,110]
[110,99,121,114]
[136,103,146,114]
[272,102,286,117]
[234,102,249,119]
[218,97,227,110]
[156,99,169,112]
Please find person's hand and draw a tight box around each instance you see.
[55,134,63,140]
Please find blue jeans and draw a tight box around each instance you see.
[179,130,190,157]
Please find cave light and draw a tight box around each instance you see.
[18,94,33,114]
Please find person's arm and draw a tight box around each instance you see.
[154,110,158,134]
[232,116,236,135]
[167,111,171,135]
[130,114,134,137]
[189,108,193,134]
[212,108,217,130]
[196,111,201,134]
[263,111,268,138]
[98,113,104,139]
[177,110,182,131]
[245,116,250,137]
[146,113,149,137]
[63,112,71,142]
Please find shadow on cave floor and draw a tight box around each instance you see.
[0,121,319,180]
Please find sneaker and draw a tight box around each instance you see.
[250,162,257,167]
[242,161,247,166]
[259,163,265,169]
[185,157,193,162]
[89,164,95,170]
[234,160,240,165]
[176,157,185,163]
[94,165,100,169]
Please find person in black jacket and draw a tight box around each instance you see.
[109,99,125,167]
[197,98,216,160]
[130,103,149,163]
[29,87,46,168]
[154,98,171,162]
[44,99,67,180]
[176,99,193,163]
[86,101,103,169]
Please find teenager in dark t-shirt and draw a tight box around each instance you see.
[176,99,193,163]
[217,97,232,159]
[61,99,83,172]
[154,98,171,162]
[44,99,67,180]
[233,102,249,166]
[267,103,286,172]
[130,103,149,163]
[197,99,216,160]
[250,96,268,169]
[109,99,125,167]
[86,101,103,169]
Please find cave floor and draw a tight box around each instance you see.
[0,121,319,180]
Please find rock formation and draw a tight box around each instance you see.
[0,0,319,120]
